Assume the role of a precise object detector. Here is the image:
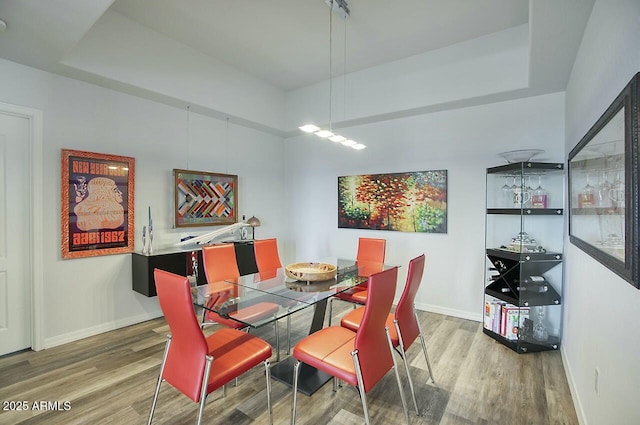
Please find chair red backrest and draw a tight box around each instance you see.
[356,237,386,264]
[202,244,240,283]
[154,269,209,402]
[254,238,282,272]
[353,266,398,392]
[395,254,425,350]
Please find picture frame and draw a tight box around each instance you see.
[568,72,639,288]
[174,169,238,228]
[338,170,447,233]
[61,149,135,259]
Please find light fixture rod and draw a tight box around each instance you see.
[325,0,350,17]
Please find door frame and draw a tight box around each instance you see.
[0,101,44,351]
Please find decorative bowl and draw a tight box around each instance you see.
[285,262,337,282]
[497,149,545,163]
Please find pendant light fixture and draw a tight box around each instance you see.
[299,0,365,150]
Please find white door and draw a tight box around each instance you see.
[0,112,31,355]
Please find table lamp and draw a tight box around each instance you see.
[246,216,261,240]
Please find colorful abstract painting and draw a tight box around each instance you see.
[174,169,238,228]
[338,170,447,233]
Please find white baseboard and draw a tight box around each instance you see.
[415,302,483,323]
[44,312,163,349]
[561,346,587,425]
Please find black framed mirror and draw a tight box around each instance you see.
[568,72,639,288]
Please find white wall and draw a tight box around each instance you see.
[563,1,640,424]
[284,92,565,320]
[0,57,287,347]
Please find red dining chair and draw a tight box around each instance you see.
[341,254,434,415]
[148,269,272,425]
[291,267,409,425]
[201,244,282,360]
[254,237,298,354]
[254,238,282,272]
[328,237,386,325]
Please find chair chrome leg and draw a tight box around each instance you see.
[196,355,213,425]
[328,298,334,326]
[414,309,435,383]
[147,336,171,425]
[265,360,272,425]
[291,360,301,425]
[286,314,291,355]
[351,349,370,425]
[395,320,420,415]
[387,327,410,425]
[333,376,338,392]
[274,316,280,362]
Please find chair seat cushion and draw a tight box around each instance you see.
[340,307,399,346]
[205,328,272,391]
[350,289,368,304]
[334,288,367,304]
[205,302,280,328]
[293,326,358,387]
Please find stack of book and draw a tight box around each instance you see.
[484,301,529,340]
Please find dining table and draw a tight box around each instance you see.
[191,257,391,395]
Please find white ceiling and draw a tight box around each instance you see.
[109,0,529,91]
[0,0,595,130]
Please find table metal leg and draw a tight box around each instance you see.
[270,299,333,395]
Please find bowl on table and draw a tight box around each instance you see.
[285,262,337,282]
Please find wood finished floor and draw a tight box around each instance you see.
[0,304,578,425]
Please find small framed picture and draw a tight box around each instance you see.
[174,169,238,228]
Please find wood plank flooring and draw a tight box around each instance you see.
[0,304,578,425]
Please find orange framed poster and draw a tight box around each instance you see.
[61,149,135,259]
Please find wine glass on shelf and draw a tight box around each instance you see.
[523,175,533,208]
[510,175,523,208]
[531,174,548,208]
[501,175,513,207]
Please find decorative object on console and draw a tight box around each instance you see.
[175,221,249,247]
[141,226,147,254]
[568,72,639,288]
[147,206,153,254]
[61,149,135,259]
[338,170,447,233]
[240,215,248,240]
[173,169,238,228]
[247,215,261,240]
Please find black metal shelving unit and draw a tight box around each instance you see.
[483,161,565,353]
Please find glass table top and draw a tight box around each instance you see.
[191,257,390,328]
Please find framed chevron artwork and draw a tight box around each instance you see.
[173,169,238,228]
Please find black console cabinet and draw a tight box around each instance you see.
[132,241,258,297]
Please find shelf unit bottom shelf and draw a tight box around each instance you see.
[483,328,560,353]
